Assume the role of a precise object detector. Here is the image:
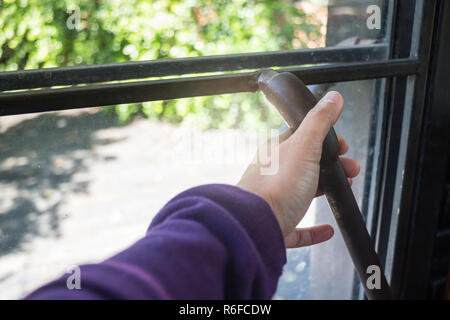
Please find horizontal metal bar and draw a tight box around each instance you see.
[0,58,419,116]
[0,45,386,92]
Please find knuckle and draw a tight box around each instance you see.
[299,230,313,246]
[295,135,323,161]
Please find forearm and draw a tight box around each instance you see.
[25,184,286,300]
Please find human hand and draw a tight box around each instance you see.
[237,91,360,248]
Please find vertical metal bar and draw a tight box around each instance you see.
[374,0,419,271]
[391,0,450,299]
[382,0,439,299]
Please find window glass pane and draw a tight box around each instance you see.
[0,78,385,299]
[0,0,395,300]
[0,0,392,71]
[0,94,284,298]
[327,0,392,46]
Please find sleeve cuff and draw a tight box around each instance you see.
[153,184,287,282]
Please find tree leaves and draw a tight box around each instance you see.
[0,0,324,128]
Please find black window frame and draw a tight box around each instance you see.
[0,0,447,299]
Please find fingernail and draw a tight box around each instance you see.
[322,91,342,106]
[318,227,334,242]
[324,227,334,239]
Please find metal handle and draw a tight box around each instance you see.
[257,69,392,300]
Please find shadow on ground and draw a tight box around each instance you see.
[0,111,125,256]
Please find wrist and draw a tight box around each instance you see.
[236,183,288,237]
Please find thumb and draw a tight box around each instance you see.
[290,91,344,159]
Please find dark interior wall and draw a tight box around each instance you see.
[426,2,450,296]
[324,0,450,299]
[395,0,450,299]
[430,164,450,298]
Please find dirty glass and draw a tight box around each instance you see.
[0,100,279,298]
[0,0,394,299]
[0,78,386,299]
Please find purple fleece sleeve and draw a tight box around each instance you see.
[25,184,286,300]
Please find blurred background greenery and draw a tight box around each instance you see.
[0,0,326,128]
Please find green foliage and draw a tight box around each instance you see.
[0,0,324,129]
